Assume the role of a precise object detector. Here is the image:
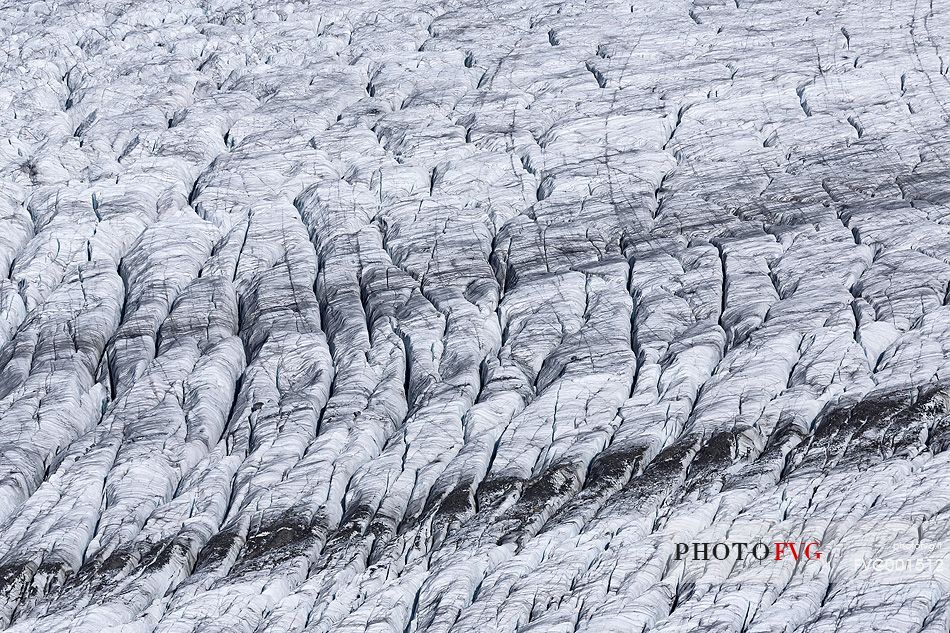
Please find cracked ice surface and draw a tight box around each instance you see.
[1,0,950,630]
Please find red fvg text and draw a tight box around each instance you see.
[674,541,822,562]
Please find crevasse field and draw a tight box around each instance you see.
[1,0,949,631]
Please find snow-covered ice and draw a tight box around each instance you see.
[1,0,950,630]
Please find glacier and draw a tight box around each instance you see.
[0,0,949,630]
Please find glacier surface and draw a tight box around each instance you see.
[1,0,950,630]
